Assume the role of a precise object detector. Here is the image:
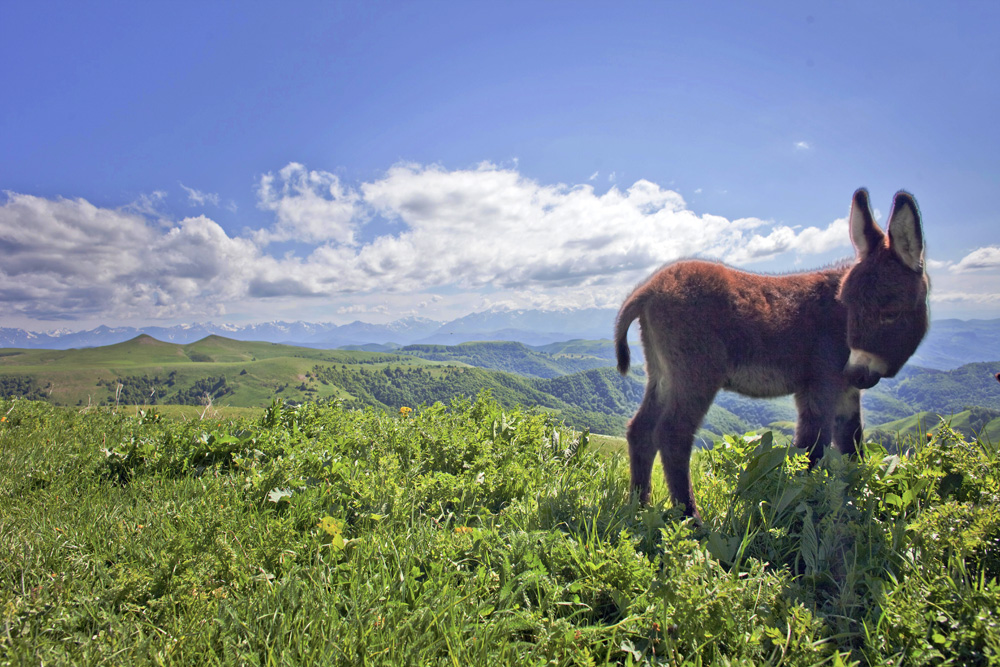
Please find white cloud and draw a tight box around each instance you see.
[255,162,362,245]
[0,193,263,321]
[179,183,221,207]
[337,303,390,316]
[795,141,811,150]
[931,291,1000,304]
[0,164,880,324]
[951,246,1000,272]
[926,258,953,271]
[348,163,850,290]
[126,190,168,218]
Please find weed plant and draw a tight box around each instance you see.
[2,395,999,665]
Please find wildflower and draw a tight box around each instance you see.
[454,526,474,535]
[0,416,5,422]
[399,406,413,417]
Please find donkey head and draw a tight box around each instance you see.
[838,188,929,389]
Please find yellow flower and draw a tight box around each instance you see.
[399,406,413,417]
[454,526,474,535]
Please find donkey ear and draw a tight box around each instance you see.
[849,188,884,259]
[886,190,924,271]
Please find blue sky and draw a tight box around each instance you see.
[1,1,998,330]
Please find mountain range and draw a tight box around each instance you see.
[2,310,998,371]
[0,308,616,351]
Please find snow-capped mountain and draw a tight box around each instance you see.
[0,309,619,350]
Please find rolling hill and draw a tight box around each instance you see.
[0,335,425,409]
[5,314,998,370]
[0,335,635,434]
[398,340,623,378]
[2,334,999,444]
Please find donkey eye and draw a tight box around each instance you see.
[880,313,901,325]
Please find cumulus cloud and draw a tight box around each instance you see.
[721,215,850,265]
[0,193,263,321]
[0,163,868,323]
[351,163,848,289]
[950,246,1000,272]
[254,162,362,245]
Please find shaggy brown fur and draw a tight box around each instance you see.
[615,189,929,520]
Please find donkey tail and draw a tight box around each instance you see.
[614,293,644,376]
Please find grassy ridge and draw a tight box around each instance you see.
[0,336,633,434]
[3,396,1000,665]
[399,340,613,378]
[870,408,1000,446]
[3,336,1000,443]
[0,335,451,409]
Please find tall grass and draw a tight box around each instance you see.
[2,395,999,665]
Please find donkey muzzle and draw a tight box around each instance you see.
[845,349,890,389]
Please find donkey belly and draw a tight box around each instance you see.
[723,364,798,399]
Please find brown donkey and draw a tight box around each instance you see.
[615,189,929,520]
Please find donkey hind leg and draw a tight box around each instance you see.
[833,387,863,458]
[655,386,718,522]
[626,387,662,505]
[793,389,836,467]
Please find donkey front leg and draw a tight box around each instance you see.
[833,387,863,457]
[793,389,835,467]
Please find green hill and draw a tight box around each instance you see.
[532,338,620,360]
[4,335,999,442]
[0,335,434,409]
[399,340,612,378]
[869,361,1000,414]
[0,336,632,434]
[869,406,1000,447]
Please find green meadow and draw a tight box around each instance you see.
[0,335,434,409]
[4,336,999,446]
[3,395,999,665]
[0,336,639,436]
